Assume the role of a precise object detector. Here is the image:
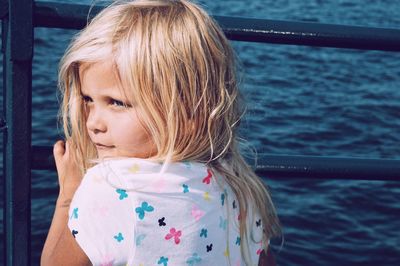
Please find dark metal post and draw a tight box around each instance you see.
[3,0,33,265]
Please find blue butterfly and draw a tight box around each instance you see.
[70,207,78,219]
[221,193,225,206]
[114,232,124,242]
[116,189,128,200]
[182,184,189,193]
[158,256,168,266]
[186,253,202,265]
[200,228,207,238]
[219,216,227,230]
[182,161,192,169]
[236,236,241,245]
[136,234,146,246]
[135,201,154,220]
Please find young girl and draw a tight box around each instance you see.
[41,0,280,265]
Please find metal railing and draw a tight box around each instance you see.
[30,146,400,180]
[1,0,400,265]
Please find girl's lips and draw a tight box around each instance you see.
[95,143,115,149]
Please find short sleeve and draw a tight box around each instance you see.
[68,166,135,265]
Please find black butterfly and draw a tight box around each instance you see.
[158,217,166,226]
[206,244,213,252]
[256,219,261,227]
[72,230,78,238]
[232,200,237,209]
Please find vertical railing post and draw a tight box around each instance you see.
[3,0,33,265]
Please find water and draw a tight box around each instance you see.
[1,0,400,265]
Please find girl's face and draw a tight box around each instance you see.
[80,61,156,159]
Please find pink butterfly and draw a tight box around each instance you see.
[256,242,263,255]
[191,205,205,222]
[99,254,114,266]
[165,227,182,244]
[202,169,212,185]
[152,177,166,193]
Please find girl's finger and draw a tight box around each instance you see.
[53,140,66,173]
[64,139,70,157]
[53,140,66,159]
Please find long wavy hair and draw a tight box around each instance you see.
[59,0,281,263]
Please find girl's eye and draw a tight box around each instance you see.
[111,99,124,107]
[111,99,130,108]
[82,95,92,103]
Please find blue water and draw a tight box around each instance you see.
[1,0,400,265]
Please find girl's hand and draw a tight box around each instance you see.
[41,140,90,266]
[53,140,83,203]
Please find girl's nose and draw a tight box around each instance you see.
[86,107,107,134]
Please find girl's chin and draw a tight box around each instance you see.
[96,147,157,160]
[96,149,116,159]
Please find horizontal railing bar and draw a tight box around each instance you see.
[218,17,400,52]
[32,146,400,181]
[254,155,399,181]
[32,1,400,51]
[33,1,103,30]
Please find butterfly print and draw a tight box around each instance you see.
[200,228,208,238]
[157,256,168,266]
[206,244,213,252]
[182,184,189,193]
[165,227,182,244]
[186,253,202,265]
[135,201,154,220]
[203,192,211,201]
[99,255,114,266]
[256,248,263,255]
[224,247,230,257]
[191,205,205,221]
[114,232,124,242]
[256,219,261,227]
[116,189,128,200]
[152,177,166,193]
[92,203,109,217]
[158,217,166,226]
[221,193,225,206]
[136,234,146,246]
[70,207,78,219]
[219,216,227,230]
[129,164,140,173]
[235,259,241,266]
[202,169,212,185]
[256,242,263,255]
[182,161,192,169]
[236,236,241,245]
[71,229,78,238]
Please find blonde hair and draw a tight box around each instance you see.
[59,0,280,263]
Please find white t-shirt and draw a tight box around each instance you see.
[68,158,264,265]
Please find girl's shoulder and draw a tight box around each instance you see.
[84,158,222,192]
[88,157,208,174]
